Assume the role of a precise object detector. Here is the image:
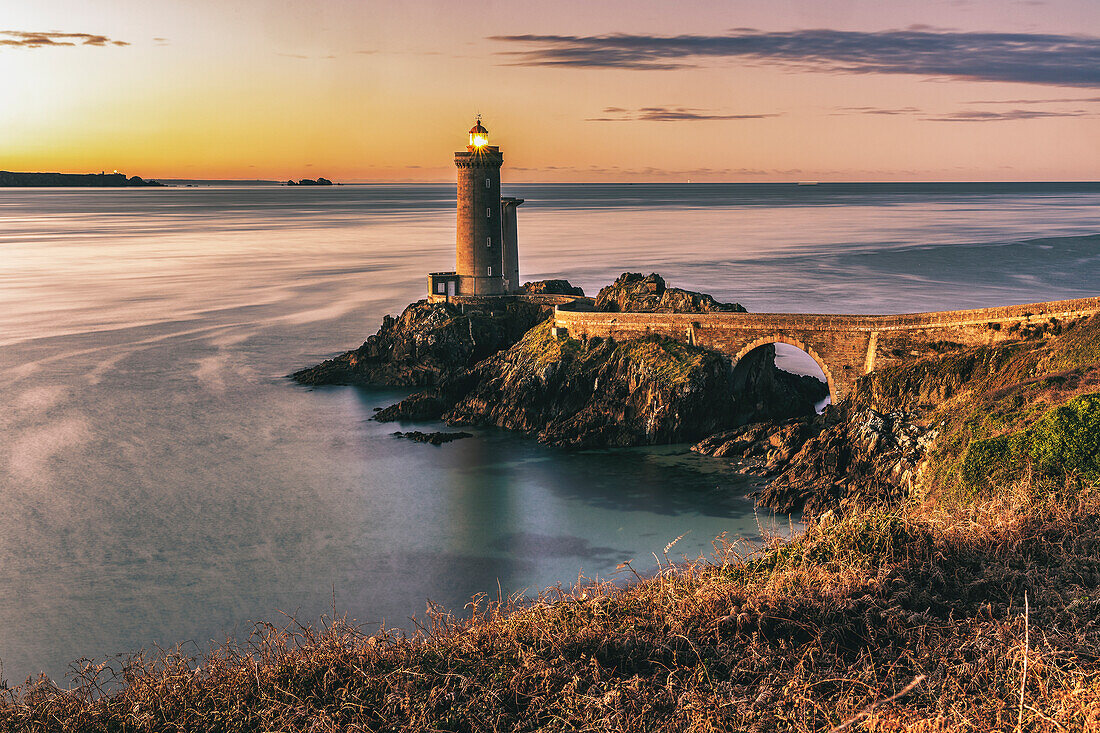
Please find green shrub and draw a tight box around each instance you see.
[961,392,1100,488]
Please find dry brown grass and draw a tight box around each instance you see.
[3,480,1098,732]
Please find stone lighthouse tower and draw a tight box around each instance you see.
[430,117,523,298]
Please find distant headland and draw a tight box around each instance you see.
[0,171,163,187]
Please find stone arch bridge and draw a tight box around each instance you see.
[553,296,1100,402]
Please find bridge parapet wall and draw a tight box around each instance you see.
[553,296,1100,402]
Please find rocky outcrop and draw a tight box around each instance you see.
[693,408,938,516]
[848,345,1026,413]
[594,273,745,314]
[292,298,556,387]
[757,409,937,516]
[379,321,827,448]
[522,280,585,296]
[297,273,826,448]
[444,324,739,447]
[392,430,472,445]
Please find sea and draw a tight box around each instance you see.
[1,182,1098,685]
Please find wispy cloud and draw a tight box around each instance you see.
[491,29,1100,88]
[965,96,1100,104]
[0,30,129,48]
[834,106,922,115]
[835,104,1093,121]
[924,109,1094,121]
[277,52,337,60]
[508,164,784,176]
[588,106,779,122]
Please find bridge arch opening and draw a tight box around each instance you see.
[732,335,834,411]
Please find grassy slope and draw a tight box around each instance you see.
[4,321,1100,732]
[918,315,1100,507]
[509,320,709,387]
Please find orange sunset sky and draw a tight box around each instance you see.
[2,0,1099,182]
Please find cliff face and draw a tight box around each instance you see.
[291,298,554,387]
[445,322,739,447]
[693,408,936,516]
[378,320,826,448]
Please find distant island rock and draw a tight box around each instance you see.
[0,171,163,187]
[286,178,334,186]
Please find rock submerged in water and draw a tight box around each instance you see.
[392,430,473,445]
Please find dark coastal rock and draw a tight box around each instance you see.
[291,298,557,387]
[694,407,937,516]
[594,273,745,314]
[392,430,473,445]
[381,320,827,448]
[755,409,936,516]
[522,279,585,296]
[375,392,451,422]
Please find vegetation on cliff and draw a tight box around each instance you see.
[442,320,751,447]
[961,393,1100,490]
[862,312,1100,506]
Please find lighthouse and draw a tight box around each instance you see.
[428,117,523,298]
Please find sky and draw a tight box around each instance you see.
[1,0,1099,182]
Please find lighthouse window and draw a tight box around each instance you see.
[485,178,490,188]
[487,207,491,218]
[487,266,493,276]
[487,237,491,248]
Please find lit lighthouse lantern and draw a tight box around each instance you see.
[469,116,489,148]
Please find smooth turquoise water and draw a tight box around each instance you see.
[1,182,1098,684]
